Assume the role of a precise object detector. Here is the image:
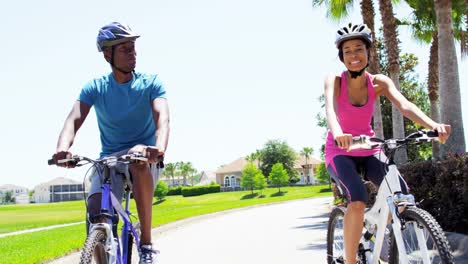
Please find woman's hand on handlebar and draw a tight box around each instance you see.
[334,133,353,151]
[433,123,451,144]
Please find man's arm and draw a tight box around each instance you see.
[152,97,170,156]
[53,101,91,163]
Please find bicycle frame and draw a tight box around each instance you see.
[363,162,429,264]
[88,158,141,264]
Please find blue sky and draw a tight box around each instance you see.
[1,0,467,189]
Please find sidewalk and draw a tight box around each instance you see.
[0,221,85,238]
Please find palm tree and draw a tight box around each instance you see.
[246,153,256,163]
[247,149,263,168]
[300,147,313,184]
[434,0,466,156]
[178,161,195,186]
[190,167,198,186]
[404,0,466,159]
[378,0,407,164]
[312,0,384,139]
[164,162,177,186]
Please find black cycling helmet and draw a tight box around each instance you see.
[335,23,372,49]
[97,22,140,52]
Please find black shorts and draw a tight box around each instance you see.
[327,154,408,203]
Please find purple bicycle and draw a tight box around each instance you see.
[48,153,158,264]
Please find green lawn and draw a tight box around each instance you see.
[0,185,332,264]
[0,201,85,234]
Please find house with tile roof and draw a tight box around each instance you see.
[215,154,323,191]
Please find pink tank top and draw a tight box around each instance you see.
[325,72,380,166]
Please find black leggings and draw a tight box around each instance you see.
[327,154,409,203]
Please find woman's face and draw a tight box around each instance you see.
[341,39,368,71]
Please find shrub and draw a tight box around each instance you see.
[330,154,468,234]
[181,184,221,197]
[167,186,182,196]
[400,154,468,234]
[154,181,169,201]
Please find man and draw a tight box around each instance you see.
[51,22,170,264]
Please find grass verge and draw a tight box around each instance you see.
[0,185,331,263]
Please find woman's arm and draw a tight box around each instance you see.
[375,74,450,142]
[324,73,353,149]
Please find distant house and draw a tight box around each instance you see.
[196,171,217,186]
[215,158,248,191]
[33,177,87,203]
[14,193,30,204]
[214,154,323,191]
[294,154,323,185]
[159,174,185,187]
[0,184,29,204]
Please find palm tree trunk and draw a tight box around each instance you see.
[379,0,407,164]
[435,0,466,156]
[428,33,441,159]
[361,0,384,139]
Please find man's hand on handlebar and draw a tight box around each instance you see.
[52,150,75,168]
[128,144,164,164]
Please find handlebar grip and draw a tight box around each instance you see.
[157,156,165,169]
[427,130,439,137]
[48,159,56,165]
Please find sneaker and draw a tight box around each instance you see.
[139,244,159,264]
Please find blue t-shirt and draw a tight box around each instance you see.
[79,72,166,157]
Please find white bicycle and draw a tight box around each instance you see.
[326,130,454,264]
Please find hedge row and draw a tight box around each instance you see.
[167,186,182,196]
[181,184,221,197]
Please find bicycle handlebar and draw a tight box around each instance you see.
[348,130,439,151]
[47,153,151,167]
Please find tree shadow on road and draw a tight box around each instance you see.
[298,242,327,251]
[298,212,330,220]
[292,220,328,231]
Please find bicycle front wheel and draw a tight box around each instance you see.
[327,206,346,264]
[388,207,454,264]
[80,229,110,264]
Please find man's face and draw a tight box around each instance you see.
[105,41,137,72]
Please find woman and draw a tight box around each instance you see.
[323,23,451,264]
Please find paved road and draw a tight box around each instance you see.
[154,196,332,264]
[49,197,332,264]
[46,196,468,263]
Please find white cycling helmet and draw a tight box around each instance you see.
[335,23,372,48]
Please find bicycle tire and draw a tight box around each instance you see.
[327,206,346,264]
[80,229,110,264]
[388,207,454,264]
[126,221,141,264]
[127,232,134,264]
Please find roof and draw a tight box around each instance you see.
[216,154,323,174]
[0,184,29,191]
[294,155,323,169]
[216,157,253,174]
[34,177,81,189]
[197,171,217,185]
